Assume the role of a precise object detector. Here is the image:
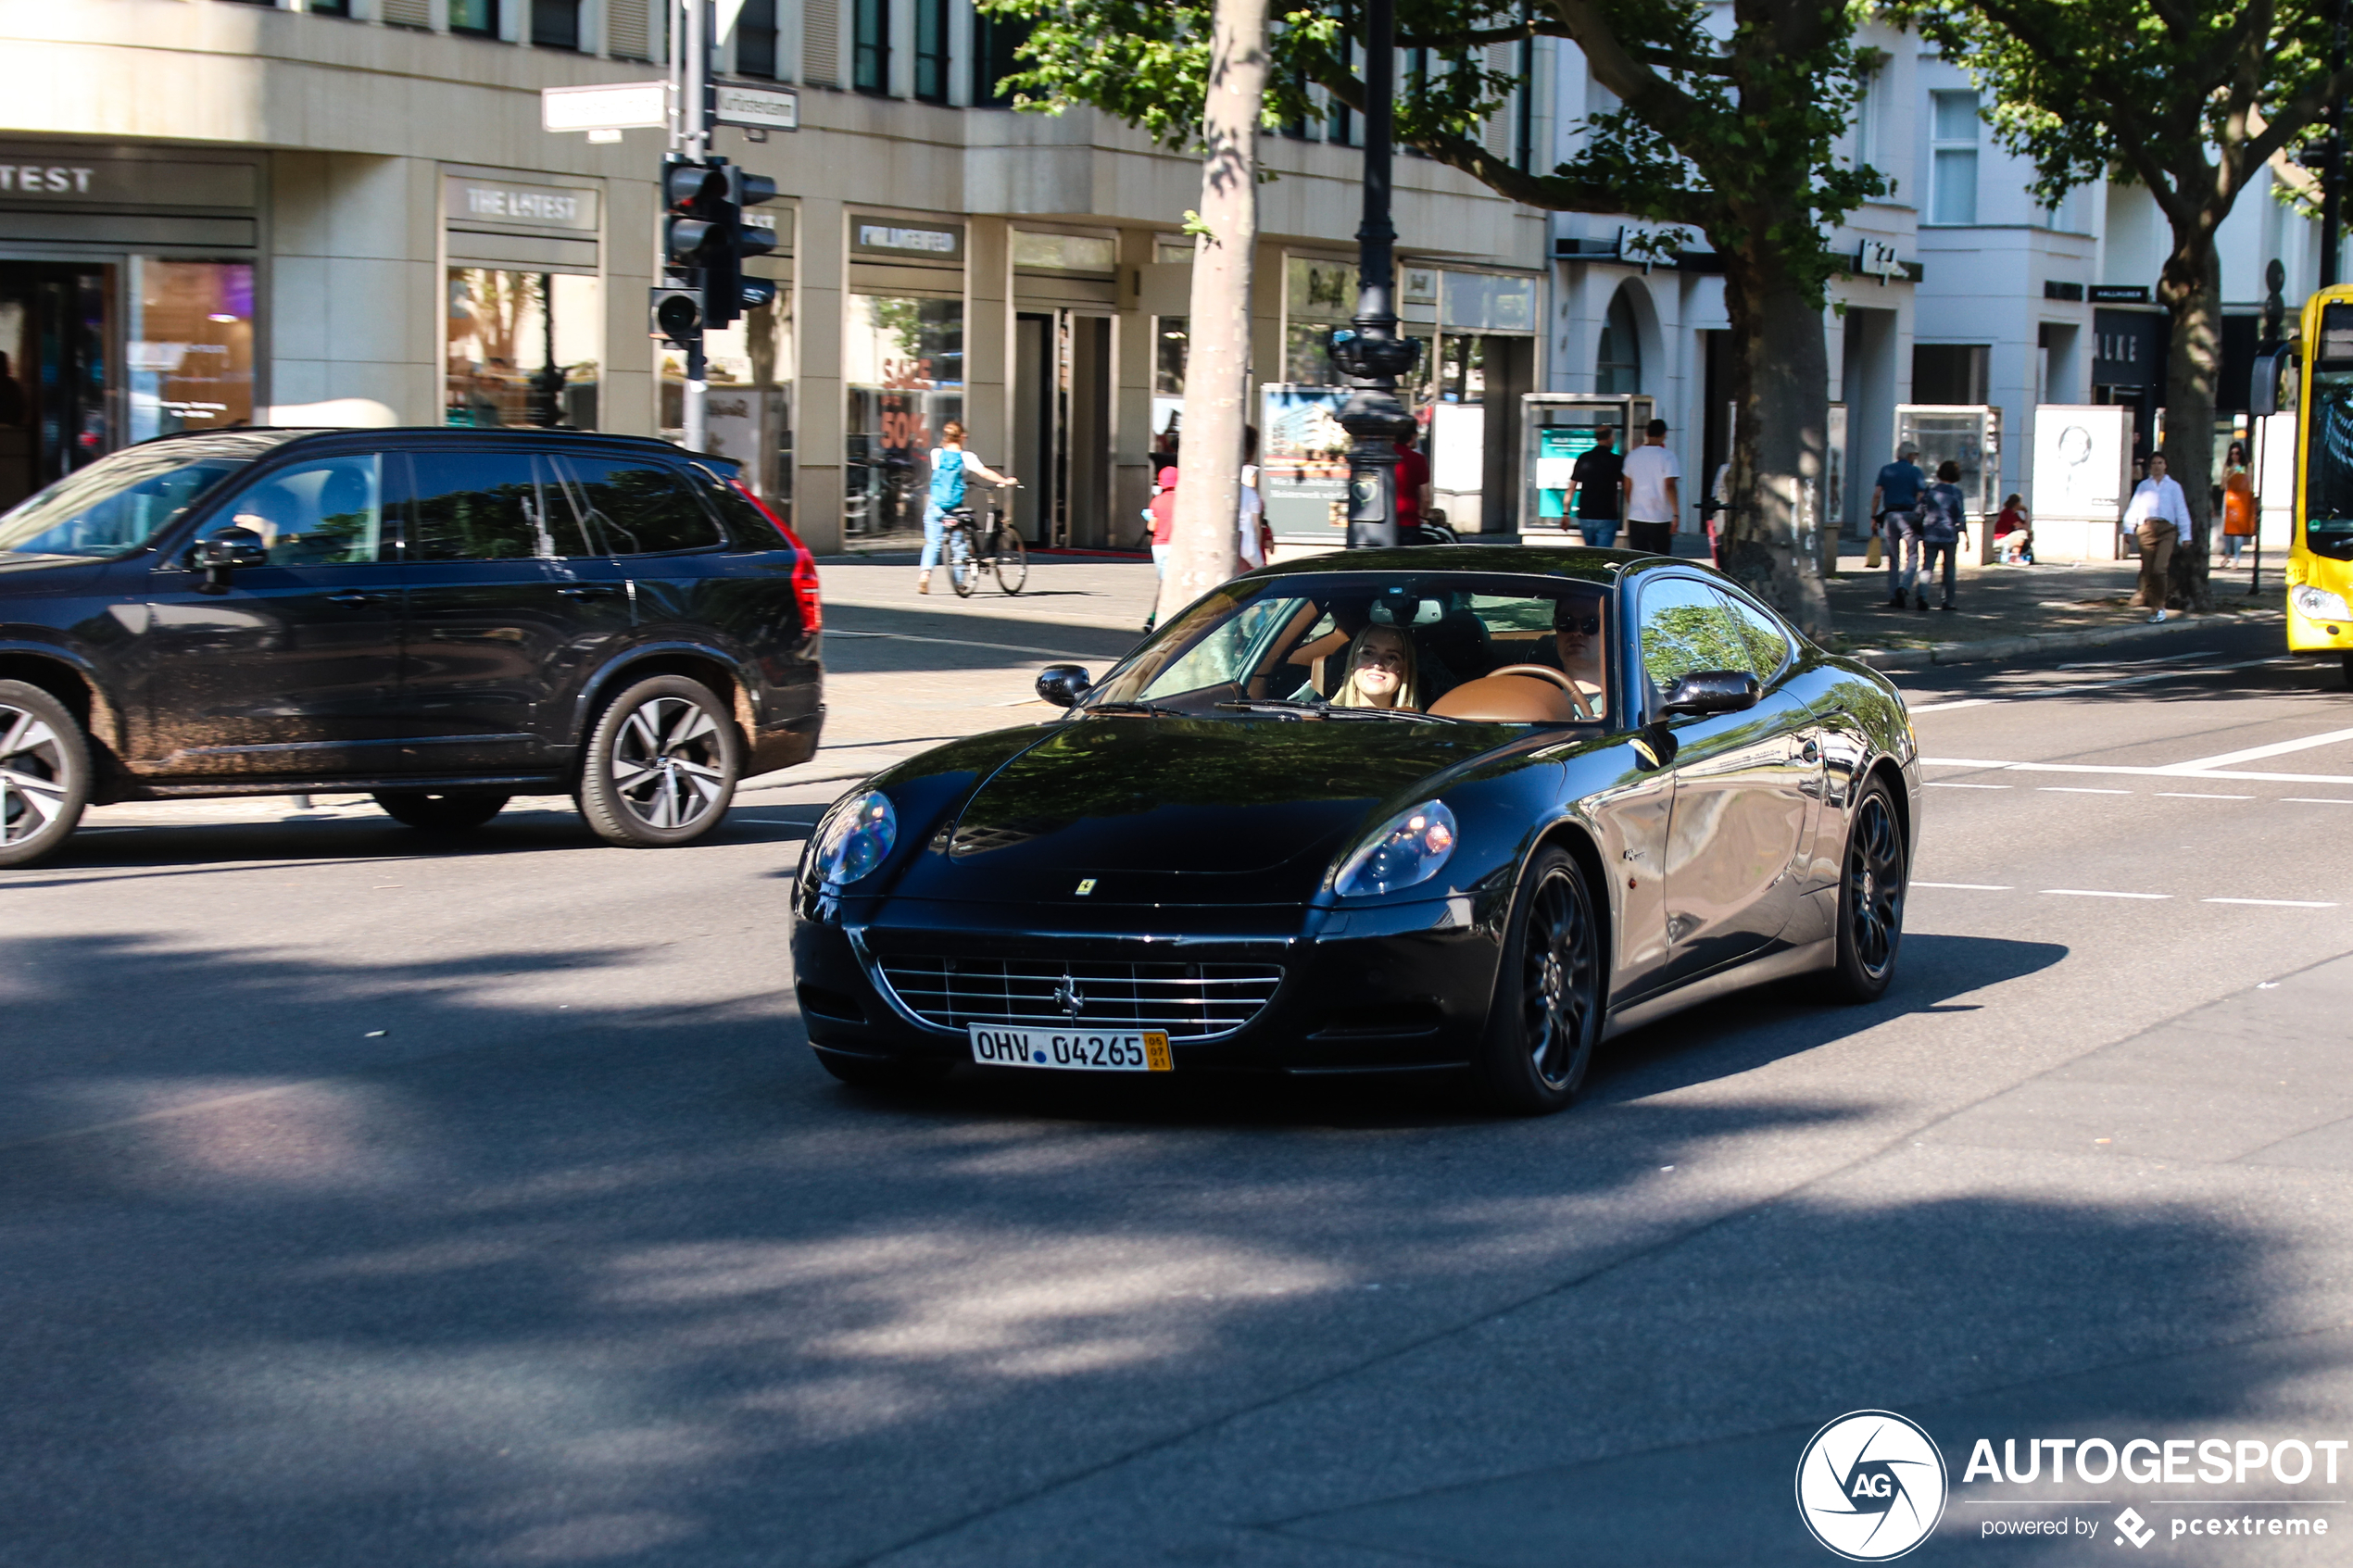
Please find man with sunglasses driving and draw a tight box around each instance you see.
[1533,598,1609,720]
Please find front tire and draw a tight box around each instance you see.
[373,790,509,831]
[948,529,979,597]
[992,528,1028,595]
[578,675,741,847]
[1471,847,1604,1115]
[0,680,91,869]
[1824,775,1907,1001]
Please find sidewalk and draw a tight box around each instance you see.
[1819,549,2287,671]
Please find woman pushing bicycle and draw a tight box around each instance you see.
[917,420,1016,595]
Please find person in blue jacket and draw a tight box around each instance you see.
[917,420,1015,595]
[1872,442,1927,608]
[1918,459,1970,611]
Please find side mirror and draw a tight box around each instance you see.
[195,525,267,591]
[2251,346,2298,419]
[1659,670,1761,718]
[1036,664,1092,708]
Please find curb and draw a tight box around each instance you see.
[1845,608,2287,672]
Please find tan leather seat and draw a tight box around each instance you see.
[1427,674,1580,723]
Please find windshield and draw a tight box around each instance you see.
[0,433,299,558]
[2307,363,2353,562]
[1087,572,1613,723]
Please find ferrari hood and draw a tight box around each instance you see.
[900,715,1504,901]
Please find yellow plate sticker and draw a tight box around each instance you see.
[1144,1031,1173,1072]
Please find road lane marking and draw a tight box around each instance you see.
[2154,792,2254,799]
[2284,797,2353,805]
[2044,889,2172,899]
[1916,882,2012,890]
[2204,897,2340,908]
[2038,786,2130,794]
[1926,781,2012,789]
[1906,698,2002,714]
[1923,757,2353,785]
[2157,724,2353,773]
[824,629,1116,660]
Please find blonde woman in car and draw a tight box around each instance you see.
[1332,622,1422,710]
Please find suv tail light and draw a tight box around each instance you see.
[732,479,822,633]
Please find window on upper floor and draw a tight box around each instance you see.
[309,1,354,14]
[1930,89,1980,225]
[2045,186,2079,232]
[737,0,780,78]
[854,0,890,94]
[1851,68,1881,182]
[914,0,950,103]
[449,0,500,37]
[973,11,1029,106]
[532,0,580,50]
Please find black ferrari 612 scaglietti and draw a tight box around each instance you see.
[790,547,1920,1115]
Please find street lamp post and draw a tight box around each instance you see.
[1331,0,1421,550]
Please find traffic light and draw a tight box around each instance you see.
[652,157,783,338]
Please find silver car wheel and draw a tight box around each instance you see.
[609,695,728,833]
[0,702,71,849]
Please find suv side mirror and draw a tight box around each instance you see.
[195,526,268,591]
[1659,670,1761,718]
[1036,664,1092,708]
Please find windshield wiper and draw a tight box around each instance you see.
[1318,705,1461,723]
[1214,698,1326,718]
[1080,700,1187,718]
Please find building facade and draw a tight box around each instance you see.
[1,0,1551,553]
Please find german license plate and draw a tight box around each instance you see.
[969,1026,1174,1072]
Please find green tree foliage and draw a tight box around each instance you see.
[1900,0,2353,611]
[978,0,1887,634]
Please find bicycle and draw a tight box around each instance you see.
[942,484,1028,597]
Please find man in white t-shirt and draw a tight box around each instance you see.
[1621,419,1682,556]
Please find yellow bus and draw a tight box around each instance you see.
[2290,285,2353,683]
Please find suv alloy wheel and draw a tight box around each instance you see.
[0,680,91,869]
[578,674,742,847]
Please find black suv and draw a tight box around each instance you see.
[0,428,823,866]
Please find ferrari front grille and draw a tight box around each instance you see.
[871,956,1284,1042]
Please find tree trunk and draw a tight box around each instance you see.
[1718,248,1834,637]
[2157,228,2221,614]
[1162,0,1267,627]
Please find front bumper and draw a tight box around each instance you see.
[789,893,1507,1075]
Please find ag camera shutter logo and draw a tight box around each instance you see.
[1795,1410,1948,1561]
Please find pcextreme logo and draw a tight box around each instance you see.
[1797,1410,1951,1561]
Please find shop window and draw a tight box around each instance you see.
[1284,256,1354,386]
[1912,344,1990,406]
[127,259,254,444]
[1595,288,1642,395]
[736,0,780,79]
[531,0,580,50]
[854,0,890,94]
[1151,317,1186,466]
[445,269,601,430]
[973,11,1029,106]
[660,287,794,517]
[1930,89,1980,225]
[843,294,963,537]
[913,0,949,103]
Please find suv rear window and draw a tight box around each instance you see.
[560,458,722,555]
[402,450,593,561]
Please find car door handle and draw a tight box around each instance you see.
[1796,738,1821,763]
[326,591,388,605]
[556,585,619,599]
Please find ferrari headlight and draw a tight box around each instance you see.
[2292,584,2352,621]
[1334,800,1458,897]
[809,789,898,885]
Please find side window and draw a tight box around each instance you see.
[402,451,587,562]
[205,455,385,567]
[1715,588,1793,680]
[1637,576,1753,709]
[560,458,724,556]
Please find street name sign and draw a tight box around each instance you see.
[541,81,670,134]
[715,83,799,132]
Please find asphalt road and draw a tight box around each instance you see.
[8,604,2353,1566]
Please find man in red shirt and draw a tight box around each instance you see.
[1394,427,1430,540]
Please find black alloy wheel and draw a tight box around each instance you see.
[1473,846,1604,1115]
[0,679,91,869]
[991,526,1028,595]
[1825,776,1906,1001]
[578,674,741,847]
[372,791,510,832]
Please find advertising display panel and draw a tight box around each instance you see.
[1260,384,1353,539]
[2029,403,2133,562]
